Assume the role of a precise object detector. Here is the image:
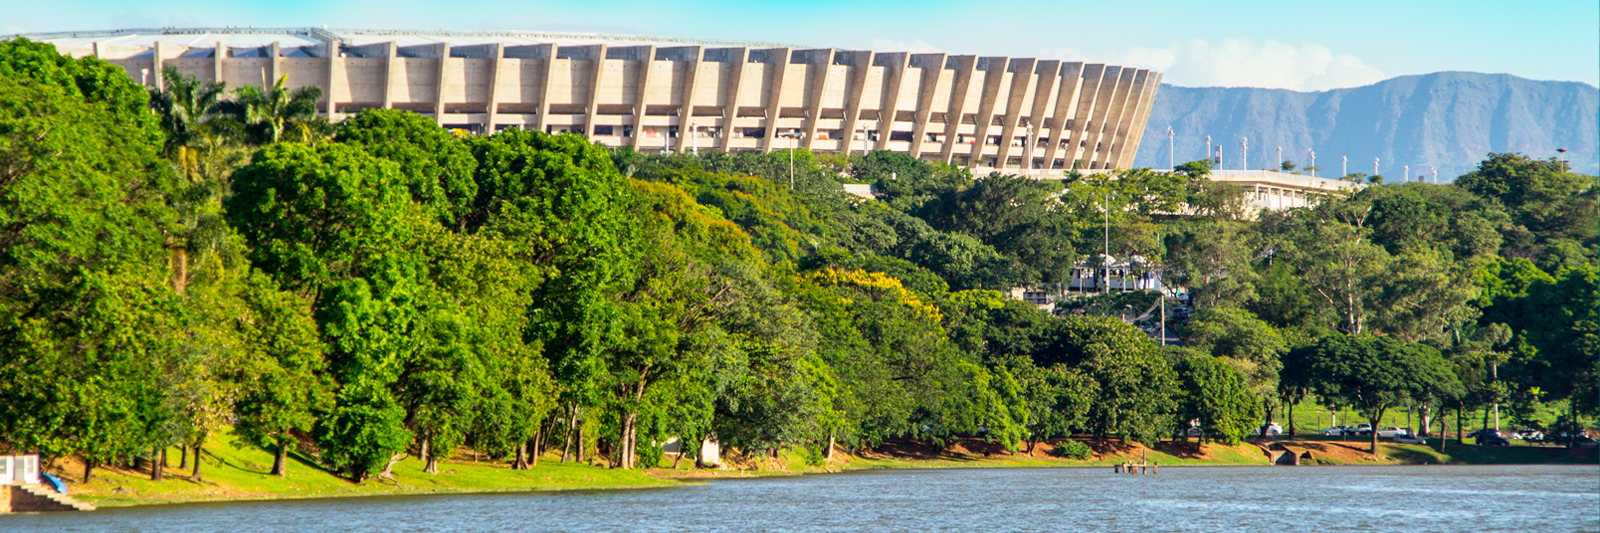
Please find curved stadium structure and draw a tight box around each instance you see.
[20,27,1162,171]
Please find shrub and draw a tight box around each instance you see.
[1056,440,1092,460]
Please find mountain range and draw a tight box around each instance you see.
[1131,72,1598,180]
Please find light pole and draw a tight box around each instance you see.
[1167,126,1174,170]
[690,119,698,155]
[1309,150,1316,177]
[1342,156,1348,177]
[788,130,796,190]
[1025,125,1036,171]
[1558,148,1568,170]
[1205,135,1212,167]
[1241,137,1248,171]
[1373,157,1379,179]
[1432,167,1438,184]
[1404,165,1409,182]
[1276,146,1282,171]
[1104,190,1111,295]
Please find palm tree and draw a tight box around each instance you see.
[224,75,324,146]
[148,66,227,169]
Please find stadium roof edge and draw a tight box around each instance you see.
[2,27,812,50]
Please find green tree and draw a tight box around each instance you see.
[1290,335,1462,453]
[1036,315,1176,446]
[1175,355,1261,444]
[222,75,324,146]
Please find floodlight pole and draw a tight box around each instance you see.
[1276,146,1282,170]
[1342,156,1348,177]
[1404,165,1409,182]
[1241,137,1248,170]
[1374,157,1380,179]
[1104,190,1111,295]
[1432,168,1438,184]
[1167,126,1174,170]
[691,119,698,155]
[1309,150,1316,177]
[1205,135,1212,167]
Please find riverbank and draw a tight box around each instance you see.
[49,432,1597,509]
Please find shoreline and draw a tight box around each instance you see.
[39,435,1598,510]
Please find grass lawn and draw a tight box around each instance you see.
[60,430,680,508]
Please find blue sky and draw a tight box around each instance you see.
[6,0,1596,90]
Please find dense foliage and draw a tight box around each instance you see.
[0,39,1593,481]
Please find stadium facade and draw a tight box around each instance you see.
[23,28,1162,172]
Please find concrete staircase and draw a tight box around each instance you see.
[5,484,96,512]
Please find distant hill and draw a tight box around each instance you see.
[1132,72,1599,179]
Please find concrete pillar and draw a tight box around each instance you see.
[1105,69,1149,169]
[874,52,910,151]
[1042,62,1084,168]
[1073,65,1118,169]
[967,57,1010,167]
[214,42,227,89]
[717,47,749,151]
[800,49,835,150]
[839,50,875,156]
[995,57,1037,168]
[629,45,658,148]
[907,53,947,158]
[483,43,504,133]
[532,44,556,134]
[433,43,451,125]
[151,41,164,90]
[1023,60,1062,169]
[1116,72,1162,169]
[674,46,704,151]
[938,55,978,163]
[382,42,397,110]
[1088,67,1135,169]
[759,48,792,153]
[582,44,608,138]
[268,41,280,89]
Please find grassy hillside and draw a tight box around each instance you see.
[54,431,679,508]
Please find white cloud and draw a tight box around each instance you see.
[870,38,940,54]
[1043,38,1384,91]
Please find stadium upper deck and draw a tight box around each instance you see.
[16,27,1162,171]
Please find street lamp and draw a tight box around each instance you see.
[1205,135,1212,167]
[1342,155,1347,177]
[1558,148,1568,169]
[1404,165,1409,182]
[1276,146,1282,171]
[1373,157,1379,178]
[1432,167,1438,184]
[1309,149,1316,177]
[1025,125,1037,171]
[690,119,698,155]
[1241,137,1248,170]
[1167,126,1174,171]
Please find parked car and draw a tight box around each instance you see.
[1345,423,1373,436]
[1393,434,1427,445]
[1376,426,1411,438]
[1471,429,1510,446]
[1512,429,1544,441]
[1260,422,1283,436]
[1321,426,1350,436]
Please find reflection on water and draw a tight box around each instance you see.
[4,465,1596,532]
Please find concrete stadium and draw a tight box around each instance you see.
[20,27,1164,173]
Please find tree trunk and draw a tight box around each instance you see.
[171,247,189,296]
[83,459,93,484]
[379,452,404,480]
[422,436,437,474]
[513,442,528,470]
[178,444,187,469]
[619,410,638,469]
[826,434,836,461]
[191,443,203,480]
[152,447,165,481]
[576,412,587,464]
[1456,403,1464,443]
[561,405,578,463]
[1369,418,1379,454]
[270,430,289,477]
[531,426,545,468]
[1420,405,1433,437]
[1287,399,1296,438]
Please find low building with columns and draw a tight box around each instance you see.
[20,27,1163,172]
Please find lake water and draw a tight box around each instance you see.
[5,465,1596,532]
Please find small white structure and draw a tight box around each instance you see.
[0,455,40,485]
